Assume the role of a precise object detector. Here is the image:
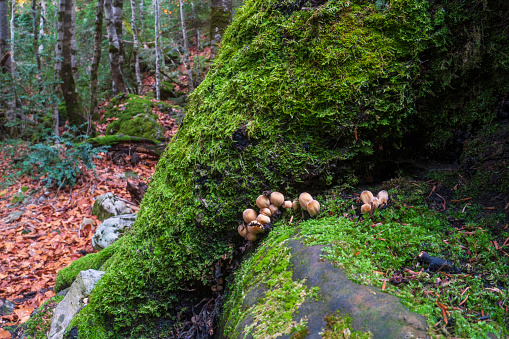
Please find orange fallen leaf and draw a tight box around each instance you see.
[0,328,11,339]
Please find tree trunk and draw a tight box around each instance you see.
[130,0,141,94]
[8,0,14,72]
[0,0,11,73]
[57,0,87,129]
[104,0,125,93]
[38,0,45,54]
[154,0,160,99]
[210,0,231,59]
[179,0,193,93]
[32,0,42,90]
[90,0,104,117]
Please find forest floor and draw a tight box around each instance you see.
[0,100,180,331]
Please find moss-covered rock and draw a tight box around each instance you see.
[68,0,509,337]
[105,113,165,141]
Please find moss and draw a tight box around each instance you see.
[69,0,509,337]
[321,310,372,339]
[53,238,123,293]
[105,113,165,141]
[24,295,66,339]
[87,135,157,146]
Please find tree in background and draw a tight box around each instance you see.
[104,0,125,93]
[210,0,231,58]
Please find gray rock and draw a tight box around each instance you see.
[91,193,132,221]
[0,298,15,315]
[48,270,105,339]
[92,213,137,251]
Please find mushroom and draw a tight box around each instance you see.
[247,220,264,234]
[256,214,271,225]
[360,190,374,205]
[307,200,320,217]
[299,192,313,211]
[211,284,223,292]
[377,190,389,205]
[243,209,257,224]
[256,195,270,209]
[282,200,292,209]
[361,203,372,214]
[246,233,258,241]
[269,192,285,207]
[238,224,248,238]
[260,208,272,217]
[268,204,278,215]
[371,197,380,209]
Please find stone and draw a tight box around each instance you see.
[48,270,105,339]
[91,193,132,221]
[92,213,137,251]
[0,298,15,315]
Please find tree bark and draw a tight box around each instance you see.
[8,0,14,72]
[104,0,125,93]
[32,0,42,90]
[130,0,142,94]
[179,0,193,93]
[210,0,231,59]
[90,0,104,117]
[0,0,11,73]
[154,0,160,99]
[38,0,46,54]
[57,0,87,129]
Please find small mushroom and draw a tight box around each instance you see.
[238,224,248,238]
[307,200,320,217]
[282,200,292,209]
[256,195,270,209]
[211,284,223,292]
[377,190,389,205]
[256,214,271,225]
[247,221,264,234]
[360,190,374,205]
[243,209,257,224]
[260,208,272,217]
[246,232,258,241]
[299,192,313,211]
[361,203,372,214]
[371,197,380,209]
[268,204,279,215]
[269,192,285,207]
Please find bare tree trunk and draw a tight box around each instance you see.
[0,0,11,74]
[38,0,45,54]
[130,0,142,94]
[210,0,232,59]
[179,0,193,93]
[57,0,86,129]
[32,0,42,90]
[154,0,160,99]
[90,0,104,117]
[71,2,77,79]
[8,0,14,72]
[139,0,144,33]
[104,0,125,93]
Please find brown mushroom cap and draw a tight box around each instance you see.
[299,192,313,211]
[307,200,320,217]
[360,190,374,205]
[246,232,258,241]
[282,200,292,209]
[371,197,380,209]
[377,190,389,205]
[260,208,272,217]
[243,209,258,224]
[269,192,285,207]
[238,224,248,238]
[361,203,372,214]
[256,214,271,225]
[268,204,278,215]
[247,221,264,234]
[256,195,270,209]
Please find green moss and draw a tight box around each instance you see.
[87,135,157,146]
[105,113,165,141]
[24,295,66,339]
[69,0,509,337]
[321,310,372,339]
[54,238,123,293]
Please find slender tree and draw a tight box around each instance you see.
[154,0,160,99]
[130,0,142,94]
[38,0,46,54]
[104,0,126,93]
[0,0,11,74]
[210,0,232,58]
[90,0,104,116]
[8,0,14,72]
[32,0,42,90]
[179,0,193,93]
[57,0,87,128]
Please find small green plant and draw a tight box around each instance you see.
[17,127,108,188]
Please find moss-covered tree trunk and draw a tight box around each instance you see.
[65,0,509,337]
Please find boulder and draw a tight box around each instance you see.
[106,113,165,141]
[91,193,132,221]
[92,213,137,251]
[48,270,104,339]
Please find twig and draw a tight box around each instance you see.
[436,193,447,211]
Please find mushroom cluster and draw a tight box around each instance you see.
[238,191,320,241]
[360,190,389,215]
